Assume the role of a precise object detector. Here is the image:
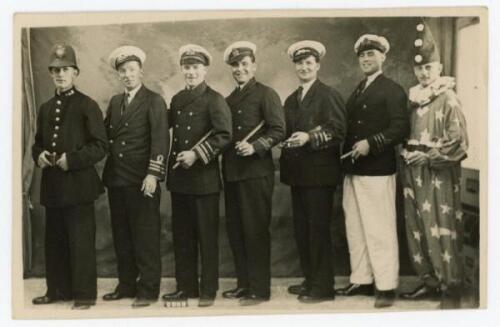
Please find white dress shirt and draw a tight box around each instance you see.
[125,83,142,103]
[363,70,383,91]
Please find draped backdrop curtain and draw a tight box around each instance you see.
[426,17,456,76]
[21,28,37,276]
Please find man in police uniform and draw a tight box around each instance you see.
[162,44,232,307]
[102,46,169,308]
[31,44,108,310]
[280,40,347,303]
[336,34,409,308]
[221,41,285,306]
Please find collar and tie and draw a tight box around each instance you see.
[357,71,382,97]
[236,83,247,93]
[297,79,317,104]
[121,92,131,115]
[355,79,367,98]
[297,86,304,105]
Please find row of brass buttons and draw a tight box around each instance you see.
[51,100,63,148]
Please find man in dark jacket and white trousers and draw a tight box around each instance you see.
[221,41,285,306]
[162,44,232,308]
[280,40,347,304]
[102,46,169,308]
[31,43,108,310]
[335,34,410,308]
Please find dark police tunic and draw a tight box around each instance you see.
[279,79,347,297]
[222,78,285,298]
[167,81,232,297]
[342,74,409,176]
[32,87,108,302]
[102,84,169,299]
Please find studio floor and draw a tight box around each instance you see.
[17,276,480,318]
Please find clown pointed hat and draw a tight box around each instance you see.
[412,18,440,66]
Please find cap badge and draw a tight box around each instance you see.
[55,46,65,58]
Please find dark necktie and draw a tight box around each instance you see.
[121,93,130,115]
[297,86,304,105]
[356,79,367,97]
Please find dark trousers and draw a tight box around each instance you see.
[171,192,220,297]
[44,203,97,302]
[224,176,274,298]
[291,186,336,296]
[107,185,161,299]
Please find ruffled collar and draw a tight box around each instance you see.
[409,76,455,108]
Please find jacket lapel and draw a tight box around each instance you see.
[226,78,256,108]
[354,74,384,105]
[300,79,319,108]
[294,79,320,126]
[108,95,124,137]
[287,89,299,133]
[116,85,147,130]
[176,82,207,110]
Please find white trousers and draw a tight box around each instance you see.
[342,174,399,291]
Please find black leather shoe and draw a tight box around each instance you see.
[198,294,215,307]
[132,297,157,308]
[374,290,395,308]
[102,291,136,301]
[297,293,335,304]
[162,290,198,301]
[288,281,309,295]
[239,294,270,306]
[335,283,374,296]
[32,295,72,305]
[71,300,95,310]
[222,287,248,299]
[400,284,441,300]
